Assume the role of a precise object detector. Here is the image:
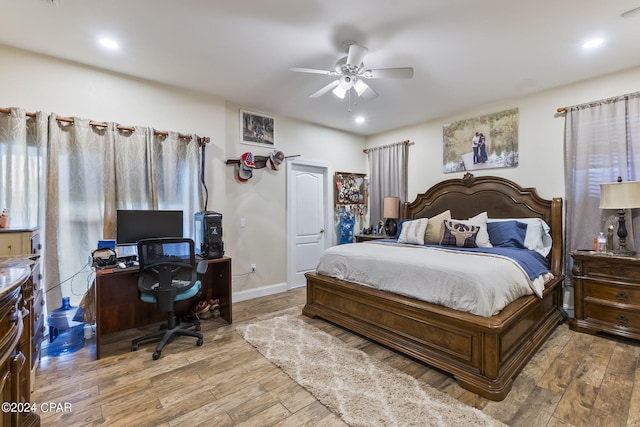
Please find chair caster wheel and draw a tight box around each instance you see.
[152,351,161,360]
[195,325,201,331]
[197,338,204,346]
[131,344,138,351]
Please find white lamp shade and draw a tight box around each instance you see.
[599,181,640,209]
[383,197,400,219]
[332,85,347,98]
[354,79,369,96]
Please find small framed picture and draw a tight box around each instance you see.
[240,109,275,147]
[334,172,367,206]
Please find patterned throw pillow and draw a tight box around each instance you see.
[440,220,480,248]
[397,218,429,245]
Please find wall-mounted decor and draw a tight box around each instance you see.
[442,107,519,173]
[240,109,275,147]
[334,172,367,206]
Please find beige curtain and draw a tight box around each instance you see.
[45,116,204,309]
[0,108,47,229]
[564,92,640,287]
[367,142,408,227]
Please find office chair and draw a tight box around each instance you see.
[130,237,206,360]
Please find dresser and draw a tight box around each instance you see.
[0,228,43,394]
[0,257,41,427]
[570,251,640,340]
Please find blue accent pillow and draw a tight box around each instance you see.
[487,221,528,249]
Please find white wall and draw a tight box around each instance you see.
[0,44,365,302]
[365,66,640,202]
[223,107,365,296]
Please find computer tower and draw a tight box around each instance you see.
[194,211,224,259]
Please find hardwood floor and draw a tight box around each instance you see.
[32,287,640,426]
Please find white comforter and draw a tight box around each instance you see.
[315,242,552,317]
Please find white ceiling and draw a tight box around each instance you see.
[2,0,640,136]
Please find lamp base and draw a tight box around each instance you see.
[384,218,397,238]
[613,247,636,256]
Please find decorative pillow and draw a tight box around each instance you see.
[487,218,552,256]
[423,210,451,244]
[440,220,480,248]
[397,218,429,245]
[487,221,528,249]
[394,219,410,239]
[461,212,492,248]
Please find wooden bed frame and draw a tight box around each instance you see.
[303,174,567,401]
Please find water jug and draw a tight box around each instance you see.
[47,297,85,356]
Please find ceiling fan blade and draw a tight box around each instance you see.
[309,80,339,98]
[290,67,334,75]
[346,44,368,68]
[362,67,414,79]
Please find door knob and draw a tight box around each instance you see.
[319,229,325,233]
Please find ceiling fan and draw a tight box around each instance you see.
[290,41,414,100]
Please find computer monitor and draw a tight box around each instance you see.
[116,210,184,245]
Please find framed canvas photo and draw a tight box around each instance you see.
[442,108,519,173]
[240,109,275,147]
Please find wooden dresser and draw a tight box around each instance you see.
[0,228,43,394]
[0,257,40,427]
[570,250,640,340]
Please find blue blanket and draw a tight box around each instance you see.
[375,239,550,281]
[437,246,550,281]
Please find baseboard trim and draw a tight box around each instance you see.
[233,282,290,303]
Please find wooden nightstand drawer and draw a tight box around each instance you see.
[584,280,640,305]
[582,259,640,281]
[584,302,640,329]
[570,251,640,341]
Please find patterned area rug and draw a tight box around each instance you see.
[236,314,506,427]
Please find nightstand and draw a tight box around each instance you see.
[570,250,640,341]
[354,234,390,242]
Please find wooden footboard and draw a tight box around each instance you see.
[303,271,566,400]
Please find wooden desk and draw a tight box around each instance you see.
[94,256,231,359]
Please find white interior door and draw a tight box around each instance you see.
[287,160,330,289]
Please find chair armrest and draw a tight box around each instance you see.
[197,260,209,274]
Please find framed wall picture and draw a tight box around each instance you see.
[334,172,367,206]
[240,109,275,147]
[442,107,519,173]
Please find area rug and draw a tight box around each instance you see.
[236,314,506,427]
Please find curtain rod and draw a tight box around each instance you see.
[556,91,640,115]
[362,139,412,154]
[0,107,210,144]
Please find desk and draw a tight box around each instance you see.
[94,256,231,359]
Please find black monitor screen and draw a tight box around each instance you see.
[116,210,183,245]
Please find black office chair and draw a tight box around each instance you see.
[130,237,206,360]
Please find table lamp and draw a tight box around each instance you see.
[383,197,400,237]
[599,177,640,254]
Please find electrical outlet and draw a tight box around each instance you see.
[251,264,256,272]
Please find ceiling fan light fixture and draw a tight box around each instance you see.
[354,79,369,96]
[332,85,347,99]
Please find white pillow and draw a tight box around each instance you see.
[487,217,552,257]
[398,218,429,245]
[453,212,493,248]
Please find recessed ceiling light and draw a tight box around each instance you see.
[354,116,366,124]
[582,38,604,49]
[98,38,119,50]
